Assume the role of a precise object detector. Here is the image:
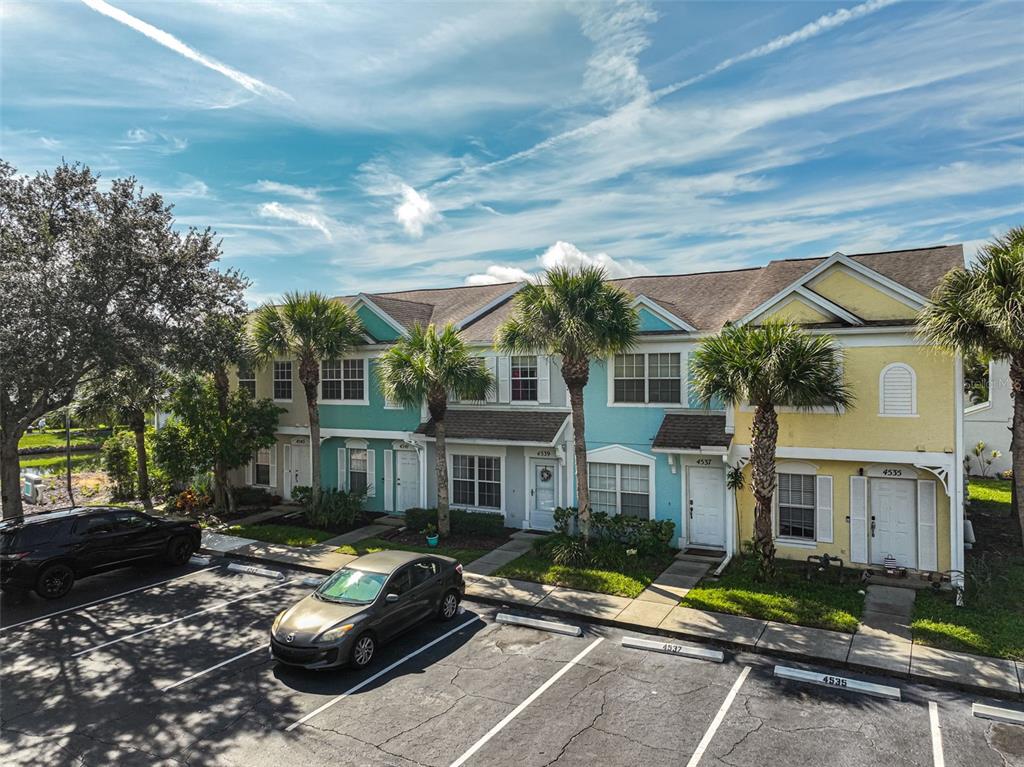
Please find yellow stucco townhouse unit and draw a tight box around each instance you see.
[720,246,967,582]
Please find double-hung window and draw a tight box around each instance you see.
[777,473,815,540]
[511,356,538,402]
[452,455,501,510]
[343,359,365,401]
[273,361,292,401]
[237,367,256,398]
[348,448,368,494]
[613,353,681,404]
[588,462,650,518]
[322,360,343,400]
[254,448,272,486]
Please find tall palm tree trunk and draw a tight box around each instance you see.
[130,409,153,511]
[561,354,593,541]
[750,404,779,579]
[299,357,322,502]
[435,417,451,537]
[1010,359,1024,541]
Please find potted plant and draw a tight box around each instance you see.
[424,523,439,548]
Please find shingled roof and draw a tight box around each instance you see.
[652,413,731,451]
[335,245,964,343]
[415,409,569,445]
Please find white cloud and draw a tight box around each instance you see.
[122,128,188,153]
[257,202,333,240]
[79,0,290,101]
[465,241,650,285]
[247,179,320,201]
[576,1,657,107]
[394,184,440,237]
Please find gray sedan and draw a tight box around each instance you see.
[270,550,466,670]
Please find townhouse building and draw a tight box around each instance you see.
[231,244,967,580]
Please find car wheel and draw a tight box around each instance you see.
[438,589,460,621]
[35,564,75,600]
[350,633,376,669]
[164,536,194,566]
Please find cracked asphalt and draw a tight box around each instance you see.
[1,563,1022,766]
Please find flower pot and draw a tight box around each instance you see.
[426,534,439,547]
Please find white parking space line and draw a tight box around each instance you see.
[0,566,220,633]
[929,701,945,767]
[448,637,604,767]
[685,665,751,767]
[71,580,293,658]
[162,644,268,691]
[286,616,481,733]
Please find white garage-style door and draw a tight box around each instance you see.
[870,478,917,568]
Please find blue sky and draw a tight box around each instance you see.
[2,0,1021,304]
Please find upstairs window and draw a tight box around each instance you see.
[343,359,365,401]
[511,356,538,401]
[273,361,292,401]
[613,353,681,404]
[237,367,256,398]
[322,360,343,400]
[880,363,916,416]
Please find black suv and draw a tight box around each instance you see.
[0,507,201,600]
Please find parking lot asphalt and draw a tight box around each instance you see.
[1,562,1022,767]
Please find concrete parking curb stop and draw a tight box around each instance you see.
[622,636,724,662]
[774,665,902,700]
[972,703,1024,725]
[226,562,285,580]
[496,613,583,636]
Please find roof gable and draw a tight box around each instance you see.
[632,295,696,333]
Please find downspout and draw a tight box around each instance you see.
[953,352,966,603]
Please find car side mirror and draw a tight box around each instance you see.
[385,593,399,604]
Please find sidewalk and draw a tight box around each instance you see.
[200,527,1023,701]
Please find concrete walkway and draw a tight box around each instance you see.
[848,585,916,675]
[463,532,542,575]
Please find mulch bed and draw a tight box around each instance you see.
[380,527,515,551]
[272,509,387,536]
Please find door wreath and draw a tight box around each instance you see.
[539,467,553,482]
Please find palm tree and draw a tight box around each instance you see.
[76,364,166,511]
[496,266,638,540]
[377,323,492,536]
[919,227,1024,539]
[250,292,364,502]
[691,320,852,579]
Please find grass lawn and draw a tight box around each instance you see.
[19,430,107,451]
[493,550,676,599]
[912,479,1023,660]
[680,556,865,633]
[226,524,335,548]
[336,537,490,564]
[20,453,101,474]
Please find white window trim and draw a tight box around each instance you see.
[251,445,276,489]
[606,351,685,408]
[447,448,505,514]
[509,354,540,405]
[272,360,293,403]
[585,444,656,520]
[588,462,654,521]
[879,362,918,417]
[320,358,369,406]
[237,368,256,397]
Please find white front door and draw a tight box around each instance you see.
[395,450,420,511]
[529,460,558,531]
[283,443,310,501]
[687,466,725,548]
[871,479,917,568]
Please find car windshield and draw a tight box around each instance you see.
[315,568,387,604]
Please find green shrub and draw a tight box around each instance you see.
[303,488,366,529]
[549,534,590,567]
[102,431,136,500]
[404,507,506,536]
[550,507,675,557]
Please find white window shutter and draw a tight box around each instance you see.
[497,356,511,403]
[337,448,347,492]
[537,356,551,403]
[383,449,394,511]
[246,459,253,486]
[268,445,277,489]
[849,475,868,563]
[366,449,376,497]
[917,480,938,571]
[816,475,833,543]
[485,357,498,403]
